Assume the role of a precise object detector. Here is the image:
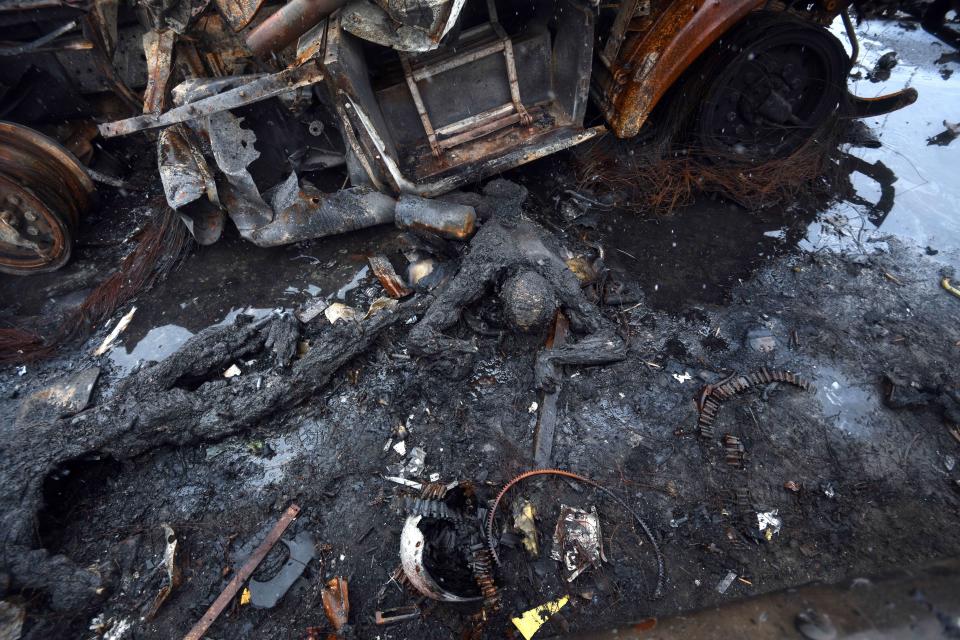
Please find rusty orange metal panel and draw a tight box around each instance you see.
[607,0,767,138]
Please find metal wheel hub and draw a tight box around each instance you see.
[0,121,94,275]
[699,18,850,160]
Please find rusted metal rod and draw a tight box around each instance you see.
[245,0,346,57]
[183,504,301,640]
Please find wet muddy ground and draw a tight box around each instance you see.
[1,20,959,640]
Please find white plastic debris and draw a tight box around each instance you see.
[551,505,607,582]
[429,472,440,482]
[383,475,422,489]
[528,402,539,413]
[716,571,737,594]
[672,371,692,384]
[15,365,26,376]
[223,364,242,378]
[757,510,782,540]
[296,298,329,323]
[93,306,137,356]
[324,303,357,324]
[392,440,407,456]
[405,447,426,477]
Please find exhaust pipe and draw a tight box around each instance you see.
[246,0,347,58]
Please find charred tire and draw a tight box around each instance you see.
[0,122,94,275]
[693,12,851,161]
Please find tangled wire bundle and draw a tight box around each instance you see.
[0,208,190,363]
[574,126,843,215]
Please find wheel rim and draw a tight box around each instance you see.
[0,174,72,272]
[698,25,849,160]
[0,122,94,275]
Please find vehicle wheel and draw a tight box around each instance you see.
[0,122,94,275]
[694,12,851,161]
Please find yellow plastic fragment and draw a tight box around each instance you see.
[240,587,251,605]
[513,500,539,556]
[942,277,960,300]
[511,595,569,640]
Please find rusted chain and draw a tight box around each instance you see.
[485,469,664,598]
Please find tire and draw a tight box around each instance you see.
[691,11,851,161]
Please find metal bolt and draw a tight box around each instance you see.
[26,225,38,236]
[23,211,36,222]
[7,194,20,206]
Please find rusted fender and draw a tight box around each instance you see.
[608,0,766,138]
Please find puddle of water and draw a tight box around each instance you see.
[108,306,278,374]
[806,21,960,267]
[107,224,402,375]
[598,20,960,311]
[335,265,370,300]
[810,363,882,438]
[112,226,397,357]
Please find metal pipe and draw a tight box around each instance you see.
[245,0,346,58]
[841,9,859,66]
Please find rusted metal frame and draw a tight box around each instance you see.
[842,87,918,119]
[489,20,531,126]
[142,29,177,115]
[600,0,643,68]
[99,62,324,137]
[840,8,859,65]
[401,56,443,158]
[410,39,505,81]
[334,101,391,193]
[374,605,420,626]
[183,504,301,640]
[402,38,516,157]
[608,0,765,138]
[347,92,603,196]
[323,18,395,192]
[81,13,141,111]
[0,19,78,56]
[435,103,514,138]
[245,0,347,57]
[436,110,520,150]
[212,0,267,32]
[402,25,529,156]
[0,37,94,54]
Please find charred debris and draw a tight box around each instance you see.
[0,0,924,364]
[0,0,956,639]
[1,0,920,274]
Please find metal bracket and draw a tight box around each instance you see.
[400,0,532,158]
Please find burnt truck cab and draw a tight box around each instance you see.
[0,0,917,274]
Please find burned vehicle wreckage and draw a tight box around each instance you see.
[6,0,959,637]
[0,0,919,273]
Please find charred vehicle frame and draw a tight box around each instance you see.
[0,0,919,274]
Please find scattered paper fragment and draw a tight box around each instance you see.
[716,571,737,594]
[325,303,357,324]
[511,596,569,640]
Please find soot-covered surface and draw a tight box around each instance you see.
[0,19,958,640]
